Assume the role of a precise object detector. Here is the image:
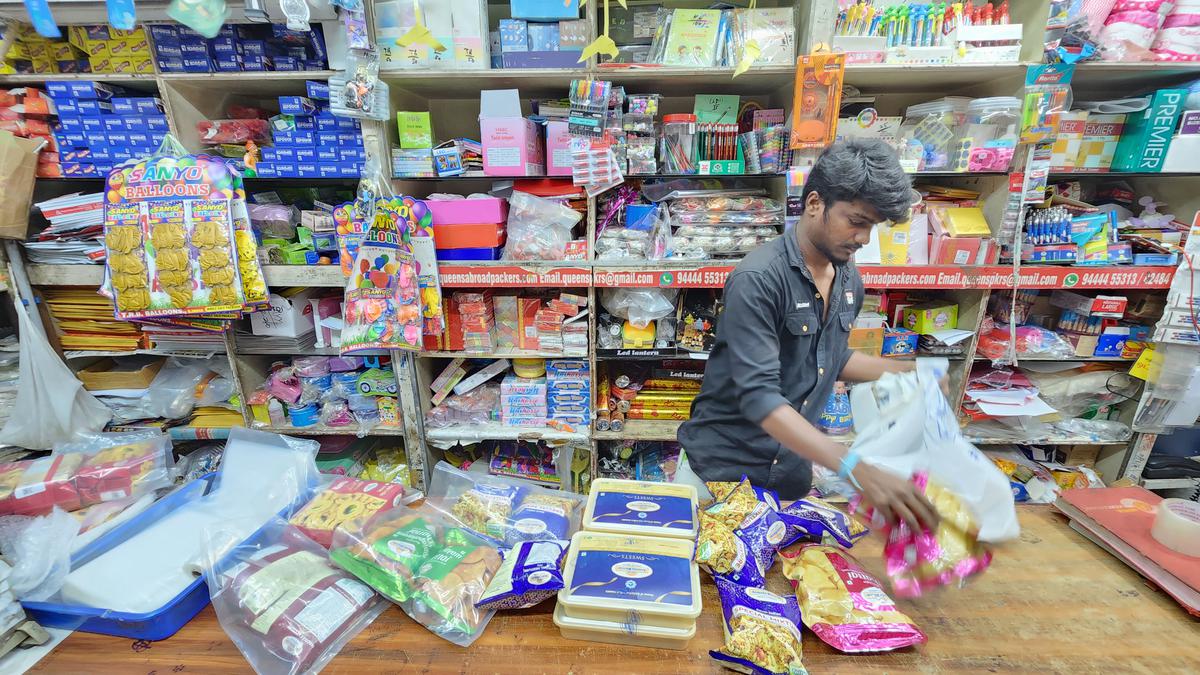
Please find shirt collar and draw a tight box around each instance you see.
[786,227,849,286]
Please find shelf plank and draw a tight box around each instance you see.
[259,423,405,436]
[593,419,682,442]
[420,349,587,359]
[425,423,588,444]
[437,263,593,287]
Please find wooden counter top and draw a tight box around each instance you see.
[30,506,1200,674]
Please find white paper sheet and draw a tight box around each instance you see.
[975,395,1057,418]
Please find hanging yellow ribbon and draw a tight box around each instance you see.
[395,5,446,52]
[578,0,626,63]
[731,0,760,78]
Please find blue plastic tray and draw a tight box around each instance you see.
[23,475,312,640]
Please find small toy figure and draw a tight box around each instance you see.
[344,67,372,114]
[242,140,259,176]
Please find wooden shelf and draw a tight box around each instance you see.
[420,349,587,359]
[593,419,682,442]
[425,423,588,444]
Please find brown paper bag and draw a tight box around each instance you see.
[0,130,45,240]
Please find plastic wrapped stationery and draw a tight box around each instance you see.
[328,502,503,646]
[22,429,322,640]
[424,461,585,548]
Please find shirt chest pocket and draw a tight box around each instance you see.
[784,310,819,339]
[839,310,855,332]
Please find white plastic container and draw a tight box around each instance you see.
[553,604,696,650]
[582,478,698,540]
[557,531,702,631]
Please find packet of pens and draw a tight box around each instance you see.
[1020,64,1074,144]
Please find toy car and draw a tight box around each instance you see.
[357,368,397,396]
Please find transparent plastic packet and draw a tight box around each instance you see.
[328,502,502,646]
[423,462,585,548]
[52,430,175,509]
[203,517,386,675]
[288,475,407,548]
[502,191,583,261]
[600,287,678,328]
[0,507,79,600]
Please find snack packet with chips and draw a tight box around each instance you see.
[695,509,765,587]
[708,477,781,511]
[862,474,993,597]
[779,543,926,653]
[476,539,567,611]
[710,575,808,675]
[735,501,787,574]
[703,478,761,530]
[778,496,868,548]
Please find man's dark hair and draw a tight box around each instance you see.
[801,139,913,223]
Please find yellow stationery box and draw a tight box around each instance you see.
[901,301,958,334]
[78,357,165,391]
[877,219,910,265]
[935,206,990,237]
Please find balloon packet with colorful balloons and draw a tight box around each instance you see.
[403,196,445,336]
[102,150,255,319]
[340,197,424,353]
[335,200,370,278]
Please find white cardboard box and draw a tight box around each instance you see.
[250,289,318,337]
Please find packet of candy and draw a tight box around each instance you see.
[779,543,926,653]
[476,539,567,611]
[707,476,781,511]
[710,575,808,675]
[859,473,993,597]
[778,496,868,548]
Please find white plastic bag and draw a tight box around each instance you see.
[848,359,1019,543]
[0,507,79,601]
[203,518,385,675]
[0,301,110,449]
[601,287,679,328]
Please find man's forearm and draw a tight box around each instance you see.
[759,404,846,473]
[839,351,914,383]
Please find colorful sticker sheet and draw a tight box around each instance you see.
[102,153,268,319]
[340,197,424,353]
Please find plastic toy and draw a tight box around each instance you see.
[356,368,398,396]
[790,53,845,149]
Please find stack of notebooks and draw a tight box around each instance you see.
[1055,487,1199,616]
[25,192,106,264]
[139,320,228,352]
[235,328,316,353]
[42,288,146,352]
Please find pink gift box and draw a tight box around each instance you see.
[545,120,572,176]
[424,197,508,225]
[480,88,545,176]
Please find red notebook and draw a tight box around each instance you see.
[1056,487,1200,616]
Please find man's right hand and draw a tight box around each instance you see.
[850,462,940,533]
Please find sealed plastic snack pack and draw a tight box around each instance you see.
[779,543,926,653]
[329,503,503,646]
[502,191,582,261]
[476,539,568,611]
[707,478,781,511]
[710,575,807,675]
[289,477,406,548]
[0,431,174,516]
[205,518,385,675]
[425,462,584,549]
[856,473,993,598]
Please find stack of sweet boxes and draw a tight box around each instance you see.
[456,292,496,353]
[0,24,150,75]
[501,370,547,427]
[150,24,327,73]
[1,87,59,177]
[257,83,364,179]
[47,81,169,177]
[546,359,590,430]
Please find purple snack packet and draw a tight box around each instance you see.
[475,539,567,611]
[710,575,808,675]
[778,496,868,548]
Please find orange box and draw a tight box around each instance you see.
[848,326,884,356]
[434,222,506,249]
[517,297,540,350]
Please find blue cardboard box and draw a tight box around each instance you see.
[145,116,169,132]
[511,0,579,21]
[46,81,118,100]
[242,54,270,71]
[182,55,212,72]
[316,147,339,162]
[306,81,330,100]
[293,118,315,131]
[53,98,77,114]
[317,163,342,178]
[111,97,164,115]
[148,25,180,45]
[179,40,208,56]
[127,132,150,146]
[75,99,114,115]
[315,117,338,133]
[157,57,186,72]
[111,149,135,162]
[208,37,238,54]
[340,147,364,161]
[278,96,317,115]
[259,148,278,162]
[499,19,529,53]
[527,22,561,51]
[296,162,319,177]
[274,162,297,176]
[101,117,126,133]
[58,131,86,147]
[79,118,104,135]
[336,117,359,131]
[240,40,266,57]
[293,147,316,163]
[154,42,183,58]
[106,132,130,146]
[273,56,300,71]
[56,117,82,133]
[336,132,358,146]
[271,147,296,161]
[255,163,277,178]
[881,328,919,357]
[213,54,242,71]
[338,162,360,177]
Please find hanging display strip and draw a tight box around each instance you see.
[437,265,592,287]
[102,153,268,320]
[592,265,1177,290]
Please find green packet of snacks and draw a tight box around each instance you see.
[328,513,440,603]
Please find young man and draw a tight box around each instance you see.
[677,139,937,530]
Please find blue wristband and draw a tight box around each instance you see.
[839,451,863,490]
